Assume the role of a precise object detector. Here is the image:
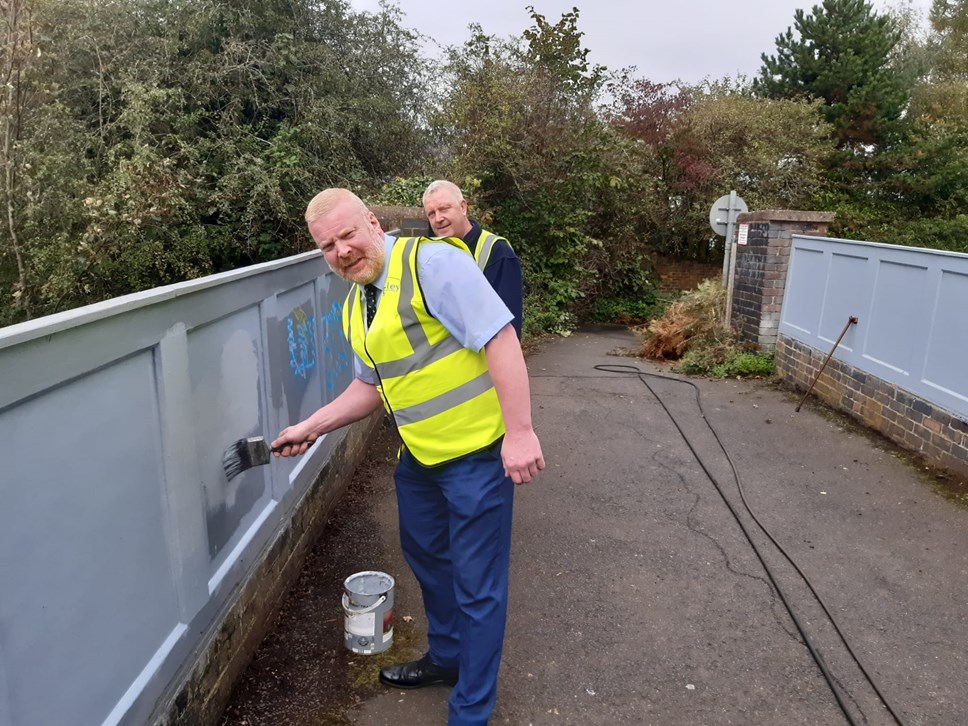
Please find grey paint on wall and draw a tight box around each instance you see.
[925,270,968,396]
[317,276,353,406]
[189,306,270,562]
[0,353,181,725]
[0,250,357,725]
[781,236,968,420]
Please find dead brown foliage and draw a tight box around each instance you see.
[638,279,727,359]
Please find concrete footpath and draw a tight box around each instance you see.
[221,326,967,726]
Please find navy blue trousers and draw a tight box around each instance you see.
[394,443,514,726]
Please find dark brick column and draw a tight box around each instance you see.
[730,210,835,351]
[368,205,427,236]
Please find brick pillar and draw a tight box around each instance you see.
[368,205,428,236]
[730,210,835,351]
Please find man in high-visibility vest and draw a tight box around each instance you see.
[272,188,544,726]
[422,180,523,339]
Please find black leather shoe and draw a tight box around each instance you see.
[379,653,459,689]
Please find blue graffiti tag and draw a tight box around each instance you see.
[320,301,351,391]
[287,308,317,380]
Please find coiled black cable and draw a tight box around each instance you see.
[592,363,907,726]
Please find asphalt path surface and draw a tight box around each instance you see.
[223,326,968,726]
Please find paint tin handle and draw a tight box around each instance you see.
[342,593,387,615]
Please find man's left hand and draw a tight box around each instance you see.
[501,429,545,484]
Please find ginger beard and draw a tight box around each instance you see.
[329,240,385,285]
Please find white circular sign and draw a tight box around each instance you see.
[709,194,748,236]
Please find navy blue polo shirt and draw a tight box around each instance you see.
[463,220,523,339]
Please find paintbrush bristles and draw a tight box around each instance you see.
[221,436,272,481]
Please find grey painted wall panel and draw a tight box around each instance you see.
[317,277,353,406]
[780,237,968,420]
[156,325,210,622]
[821,253,870,351]
[0,252,356,725]
[0,354,180,726]
[865,260,929,375]
[783,246,825,335]
[188,308,271,563]
[0,257,328,411]
[0,643,11,725]
[923,270,968,403]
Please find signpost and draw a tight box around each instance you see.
[709,191,748,285]
[708,192,748,328]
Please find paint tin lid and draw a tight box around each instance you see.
[344,570,395,598]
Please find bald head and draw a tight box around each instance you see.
[305,188,369,224]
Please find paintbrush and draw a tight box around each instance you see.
[221,436,286,481]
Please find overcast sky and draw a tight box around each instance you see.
[349,0,932,84]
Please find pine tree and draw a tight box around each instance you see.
[753,0,911,150]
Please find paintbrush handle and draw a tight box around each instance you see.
[269,442,310,452]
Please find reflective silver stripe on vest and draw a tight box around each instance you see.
[391,371,494,426]
[369,238,465,380]
[397,237,430,352]
[476,231,511,271]
[476,233,496,271]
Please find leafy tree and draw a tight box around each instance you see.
[607,77,699,258]
[813,2,968,253]
[1,0,39,318]
[754,0,912,150]
[910,0,968,124]
[435,7,631,335]
[928,0,968,77]
[609,78,835,260]
[0,0,435,325]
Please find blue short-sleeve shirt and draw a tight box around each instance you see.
[352,234,513,383]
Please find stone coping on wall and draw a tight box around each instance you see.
[737,210,836,225]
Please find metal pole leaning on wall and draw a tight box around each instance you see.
[795,316,859,413]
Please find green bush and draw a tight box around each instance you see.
[678,347,774,378]
[373,176,437,207]
[589,290,679,325]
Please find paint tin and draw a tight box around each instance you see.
[342,571,395,654]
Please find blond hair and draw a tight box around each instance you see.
[305,188,368,223]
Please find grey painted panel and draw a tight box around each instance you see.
[0,255,356,725]
[186,307,271,565]
[156,325,210,622]
[0,639,12,725]
[780,236,968,420]
[0,353,180,725]
[820,253,871,350]
[265,285,326,491]
[782,246,826,335]
[865,260,929,376]
[922,270,968,403]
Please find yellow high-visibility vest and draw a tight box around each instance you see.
[343,237,505,466]
[473,228,513,271]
